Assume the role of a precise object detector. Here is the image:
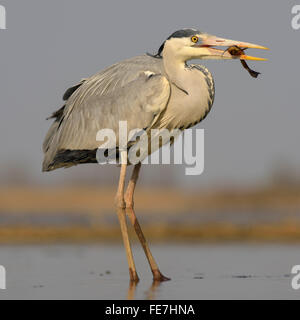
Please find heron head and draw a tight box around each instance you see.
[157,28,268,62]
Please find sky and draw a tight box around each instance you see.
[0,0,299,188]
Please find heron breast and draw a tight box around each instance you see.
[159,69,215,130]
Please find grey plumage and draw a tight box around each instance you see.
[43,31,216,172]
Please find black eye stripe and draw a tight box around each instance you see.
[154,29,203,58]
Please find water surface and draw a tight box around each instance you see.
[0,244,299,300]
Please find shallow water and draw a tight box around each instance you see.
[0,244,299,300]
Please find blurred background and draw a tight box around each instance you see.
[0,0,300,244]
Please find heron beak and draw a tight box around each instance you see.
[198,34,269,61]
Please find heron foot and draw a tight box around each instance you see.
[129,268,140,283]
[153,270,171,282]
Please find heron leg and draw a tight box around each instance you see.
[115,152,139,283]
[125,163,170,282]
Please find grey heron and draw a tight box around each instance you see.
[42,28,268,282]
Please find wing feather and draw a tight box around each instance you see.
[43,55,170,171]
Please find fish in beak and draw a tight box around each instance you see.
[199,34,269,60]
[198,34,269,77]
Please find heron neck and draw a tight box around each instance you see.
[162,53,187,90]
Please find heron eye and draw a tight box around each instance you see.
[191,36,199,43]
